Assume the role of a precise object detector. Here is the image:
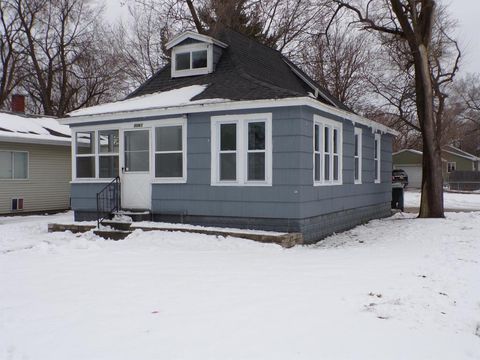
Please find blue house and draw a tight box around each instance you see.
[63,29,396,243]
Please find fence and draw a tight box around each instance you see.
[447,171,480,191]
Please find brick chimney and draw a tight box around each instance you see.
[11,94,25,113]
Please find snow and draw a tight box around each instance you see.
[0,111,70,144]
[68,85,228,117]
[1,211,480,359]
[404,190,480,210]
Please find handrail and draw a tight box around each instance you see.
[96,176,121,228]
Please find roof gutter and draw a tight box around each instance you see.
[61,97,398,136]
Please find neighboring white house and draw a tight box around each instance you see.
[0,98,71,214]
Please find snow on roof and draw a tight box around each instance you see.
[393,149,423,156]
[0,111,71,146]
[68,85,225,117]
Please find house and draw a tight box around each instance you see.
[62,29,396,243]
[0,96,71,215]
[392,146,480,188]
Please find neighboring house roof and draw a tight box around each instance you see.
[443,145,479,161]
[392,149,423,156]
[0,111,71,146]
[65,29,396,136]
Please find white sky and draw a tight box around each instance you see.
[101,0,480,75]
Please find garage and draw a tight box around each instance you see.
[394,164,422,188]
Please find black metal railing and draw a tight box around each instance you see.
[96,176,121,228]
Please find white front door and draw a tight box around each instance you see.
[121,128,151,210]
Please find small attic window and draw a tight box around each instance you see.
[172,43,212,78]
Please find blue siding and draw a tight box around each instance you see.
[70,104,393,242]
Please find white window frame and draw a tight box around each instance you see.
[0,150,29,180]
[313,115,343,186]
[354,127,362,184]
[98,129,120,179]
[171,43,213,78]
[211,113,272,186]
[153,118,187,183]
[447,161,456,173]
[374,133,381,183]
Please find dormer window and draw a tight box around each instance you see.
[166,31,228,78]
[172,44,212,77]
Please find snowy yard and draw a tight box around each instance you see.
[1,211,480,359]
[404,190,480,210]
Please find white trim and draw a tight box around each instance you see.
[166,31,228,50]
[354,127,362,184]
[374,133,381,183]
[392,148,423,156]
[444,145,479,160]
[211,113,272,186]
[171,43,213,78]
[313,115,343,186]
[443,149,478,162]
[0,150,29,180]
[62,97,397,136]
[152,118,187,183]
[447,161,456,173]
[0,135,70,146]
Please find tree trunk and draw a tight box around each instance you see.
[415,44,444,217]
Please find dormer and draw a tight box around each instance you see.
[166,31,228,78]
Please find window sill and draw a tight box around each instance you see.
[211,181,272,187]
[0,178,29,181]
[152,178,187,184]
[354,180,362,185]
[314,181,343,187]
[374,180,381,184]
[70,179,116,184]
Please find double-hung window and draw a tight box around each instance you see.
[154,120,186,181]
[313,116,342,185]
[211,113,272,186]
[0,151,28,180]
[374,133,381,183]
[354,128,362,184]
[98,130,119,178]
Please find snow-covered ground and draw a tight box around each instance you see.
[1,211,480,359]
[404,190,480,210]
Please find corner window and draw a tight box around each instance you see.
[374,133,381,183]
[154,121,186,181]
[76,132,95,178]
[313,116,342,185]
[354,128,362,184]
[0,151,28,180]
[172,43,212,78]
[447,162,456,173]
[211,114,272,186]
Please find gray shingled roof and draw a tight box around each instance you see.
[127,29,351,112]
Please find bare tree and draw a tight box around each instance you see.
[0,0,24,108]
[329,0,462,218]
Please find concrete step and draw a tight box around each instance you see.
[93,229,132,241]
[113,210,151,222]
[101,219,132,231]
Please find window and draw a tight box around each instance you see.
[154,121,186,181]
[98,130,119,178]
[354,128,362,184]
[0,151,28,180]
[313,116,342,185]
[447,162,456,173]
[171,43,212,77]
[211,113,272,186]
[374,133,381,183]
[76,131,95,178]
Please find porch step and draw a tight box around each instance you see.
[93,229,132,241]
[113,210,151,222]
[101,219,132,231]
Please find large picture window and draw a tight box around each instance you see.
[154,122,186,180]
[313,116,342,185]
[0,151,28,180]
[374,133,381,183]
[211,114,272,186]
[354,127,362,184]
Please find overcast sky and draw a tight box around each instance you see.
[102,0,480,75]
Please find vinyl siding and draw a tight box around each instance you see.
[0,142,71,214]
